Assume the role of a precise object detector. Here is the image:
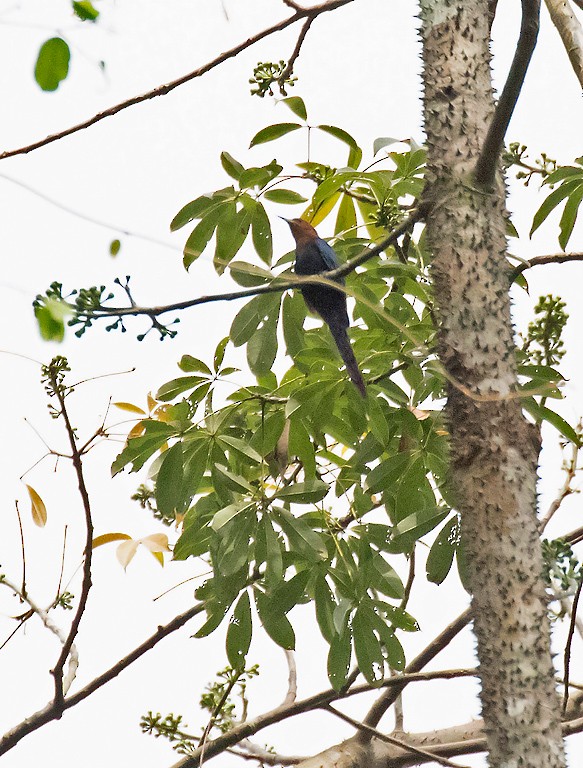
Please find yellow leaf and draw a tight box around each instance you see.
[408,406,431,421]
[113,402,146,415]
[139,533,170,553]
[26,484,47,527]
[153,404,173,422]
[127,421,146,439]
[116,539,140,569]
[150,551,164,566]
[147,392,158,412]
[302,191,341,227]
[92,532,132,548]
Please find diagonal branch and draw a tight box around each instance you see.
[0,601,205,756]
[474,0,541,187]
[544,0,583,89]
[0,0,353,161]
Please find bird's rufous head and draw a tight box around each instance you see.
[281,217,318,245]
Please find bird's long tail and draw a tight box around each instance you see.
[327,320,366,397]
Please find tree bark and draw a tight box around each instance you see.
[419,1,566,766]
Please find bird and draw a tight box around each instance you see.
[281,217,366,397]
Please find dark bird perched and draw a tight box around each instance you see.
[282,217,366,397]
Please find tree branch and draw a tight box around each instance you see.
[474,0,541,187]
[510,251,583,282]
[324,705,472,768]
[544,0,583,89]
[279,16,315,83]
[74,206,425,325]
[0,601,205,756]
[0,0,353,161]
[48,372,94,711]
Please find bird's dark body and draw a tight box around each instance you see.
[284,219,366,397]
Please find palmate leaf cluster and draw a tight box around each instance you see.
[110,98,576,690]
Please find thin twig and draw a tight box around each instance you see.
[15,502,26,597]
[0,0,353,161]
[510,252,583,283]
[279,16,314,82]
[563,578,583,714]
[0,601,205,756]
[474,0,541,187]
[49,376,94,709]
[324,704,472,768]
[540,437,580,532]
[400,546,415,610]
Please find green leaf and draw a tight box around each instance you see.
[34,298,71,342]
[221,151,245,180]
[156,375,206,401]
[35,38,70,91]
[281,96,307,121]
[335,193,357,236]
[364,453,411,494]
[251,202,273,264]
[288,419,316,478]
[178,355,213,375]
[211,502,252,531]
[230,294,270,347]
[352,606,384,685]
[183,207,221,269]
[275,479,329,504]
[268,570,310,615]
[328,625,352,689]
[263,189,308,204]
[214,337,229,372]
[214,205,252,274]
[170,195,216,231]
[212,465,255,495]
[315,575,336,643]
[373,137,400,156]
[155,443,185,517]
[72,1,99,21]
[282,291,307,358]
[255,589,295,649]
[216,435,262,464]
[249,123,301,147]
[109,239,121,256]
[111,422,175,475]
[273,507,328,560]
[226,591,252,668]
[246,302,280,377]
[530,179,581,237]
[262,514,284,584]
[229,261,272,287]
[522,398,580,444]
[173,496,218,560]
[317,125,359,149]
[426,515,459,585]
[559,182,583,250]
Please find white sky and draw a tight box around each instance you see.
[1,1,583,766]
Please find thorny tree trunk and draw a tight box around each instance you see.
[420,0,565,766]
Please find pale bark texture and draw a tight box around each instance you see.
[420,0,566,766]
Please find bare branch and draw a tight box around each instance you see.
[282,650,298,706]
[0,0,353,161]
[0,601,205,756]
[324,705,472,768]
[234,740,304,765]
[563,577,583,713]
[539,437,580,531]
[279,16,315,83]
[544,0,583,89]
[474,0,541,187]
[49,373,94,709]
[510,251,583,282]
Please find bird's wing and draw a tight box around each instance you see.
[315,239,341,271]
